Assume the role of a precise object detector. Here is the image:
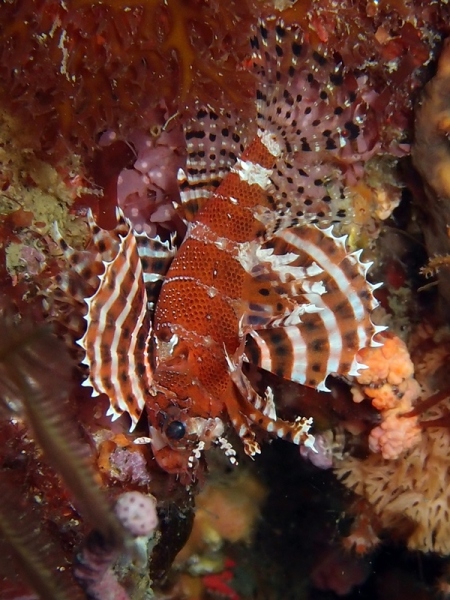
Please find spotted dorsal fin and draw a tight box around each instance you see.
[243,224,385,391]
[267,159,348,226]
[175,108,249,222]
[252,20,365,156]
[251,19,376,225]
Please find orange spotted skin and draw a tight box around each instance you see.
[152,137,280,419]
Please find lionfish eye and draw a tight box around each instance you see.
[165,420,186,441]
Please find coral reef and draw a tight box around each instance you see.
[99,102,186,238]
[412,36,450,315]
[0,314,127,597]
[0,0,256,159]
[335,421,450,555]
[310,546,371,596]
[0,0,444,166]
[1,1,450,599]
[0,310,191,599]
[350,332,422,459]
[168,467,266,598]
[74,492,158,600]
[335,325,450,555]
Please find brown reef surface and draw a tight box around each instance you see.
[1,1,450,599]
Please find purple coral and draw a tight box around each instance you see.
[114,491,158,538]
[300,432,334,469]
[100,103,185,237]
[74,492,158,600]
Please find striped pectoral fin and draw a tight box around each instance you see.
[238,237,335,333]
[52,223,105,303]
[244,224,383,390]
[238,243,312,330]
[86,207,130,261]
[135,230,177,313]
[245,316,351,392]
[246,325,311,385]
[245,291,380,391]
[53,208,139,305]
[80,224,154,430]
[241,280,292,330]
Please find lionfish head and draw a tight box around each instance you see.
[147,397,230,472]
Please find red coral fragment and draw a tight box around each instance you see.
[202,559,240,600]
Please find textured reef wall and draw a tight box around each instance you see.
[1,1,450,599]
[0,0,256,158]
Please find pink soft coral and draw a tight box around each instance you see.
[368,411,421,460]
[100,103,185,237]
[364,377,421,412]
[356,333,414,388]
[352,333,422,459]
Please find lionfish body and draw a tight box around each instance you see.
[55,21,383,472]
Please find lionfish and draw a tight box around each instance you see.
[54,20,383,474]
